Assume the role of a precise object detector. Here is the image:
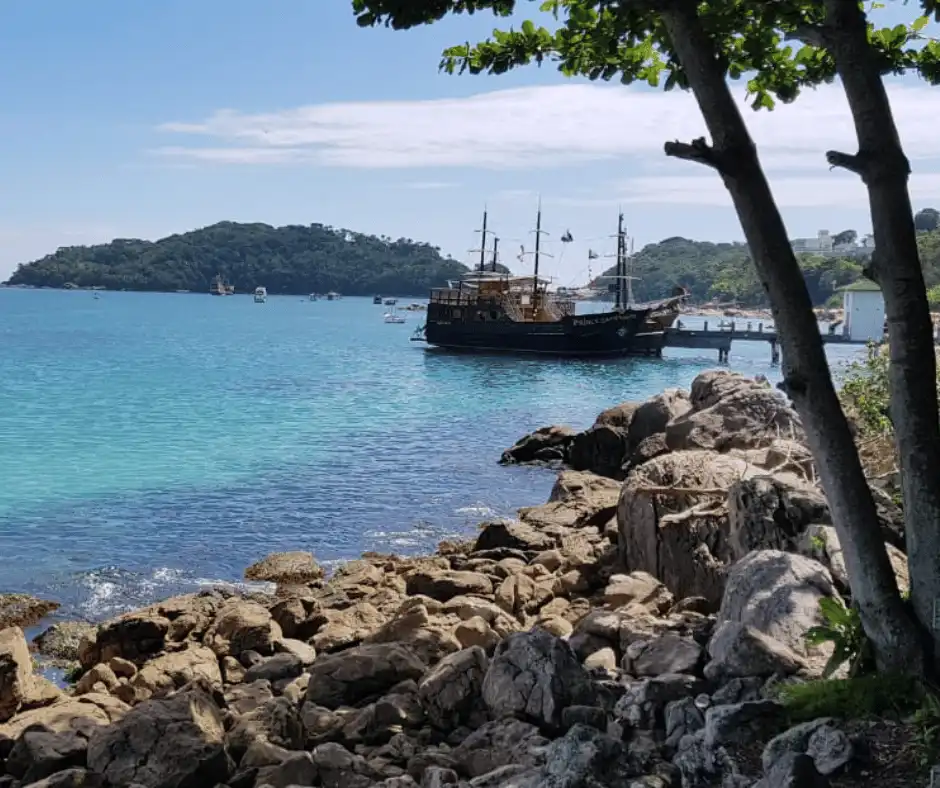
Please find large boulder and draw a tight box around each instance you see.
[618,451,752,608]
[0,694,128,743]
[719,550,840,659]
[87,682,231,787]
[568,425,630,478]
[727,473,830,560]
[203,599,281,658]
[0,627,34,723]
[0,594,60,630]
[78,610,170,670]
[667,374,804,452]
[244,551,324,584]
[305,643,425,709]
[405,570,493,602]
[474,519,554,553]
[500,425,576,465]
[119,644,223,704]
[418,646,488,730]
[519,470,621,531]
[629,388,692,448]
[481,630,596,732]
[594,401,640,430]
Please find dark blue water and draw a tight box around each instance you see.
[0,289,861,620]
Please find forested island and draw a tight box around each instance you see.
[3,222,469,297]
[5,219,940,307]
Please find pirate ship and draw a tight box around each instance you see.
[412,207,685,357]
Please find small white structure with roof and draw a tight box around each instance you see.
[841,279,885,342]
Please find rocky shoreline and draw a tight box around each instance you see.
[0,370,922,788]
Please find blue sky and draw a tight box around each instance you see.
[2,0,939,286]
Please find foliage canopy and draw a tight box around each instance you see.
[4,222,470,296]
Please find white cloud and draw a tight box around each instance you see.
[157,81,940,167]
[154,80,940,207]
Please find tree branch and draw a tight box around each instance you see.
[664,137,723,171]
[825,149,866,175]
[784,25,829,49]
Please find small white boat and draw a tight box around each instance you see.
[384,303,406,324]
[254,286,267,303]
[309,293,319,302]
[326,291,342,301]
[384,298,397,306]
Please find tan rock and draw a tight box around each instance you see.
[535,616,573,638]
[245,551,324,584]
[454,617,500,652]
[603,572,674,614]
[128,644,223,703]
[74,663,119,696]
[495,575,552,618]
[583,647,618,671]
[0,693,128,741]
[203,599,281,658]
[313,601,387,653]
[0,626,34,722]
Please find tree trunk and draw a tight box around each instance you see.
[819,0,940,667]
[657,1,926,673]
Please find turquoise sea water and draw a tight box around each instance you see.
[0,289,862,621]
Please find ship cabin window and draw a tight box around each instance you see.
[476,310,486,321]
[451,308,462,319]
[490,310,499,321]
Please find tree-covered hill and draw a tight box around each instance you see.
[598,229,940,307]
[3,221,470,296]
[7,219,940,307]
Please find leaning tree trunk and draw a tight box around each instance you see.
[656,1,926,673]
[816,0,940,668]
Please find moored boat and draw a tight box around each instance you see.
[373,295,383,304]
[413,206,676,357]
[254,286,267,303]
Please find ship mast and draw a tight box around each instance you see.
[616,212,625,311]
[476,208,489,273]
[492,236,500,272]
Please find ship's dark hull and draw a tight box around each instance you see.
[423,309,665,357]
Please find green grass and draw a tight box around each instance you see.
[777,673,924,722]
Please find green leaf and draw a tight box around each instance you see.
[522,19,535,36]
[912,15,930,32]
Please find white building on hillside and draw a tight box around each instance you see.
[791,229,875,257]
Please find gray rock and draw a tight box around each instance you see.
[718,550,839,657]
[500,426,576,465]
[87,682,233,788]
[481,630,596,731]
[5,729,87,783]
[704,700,786,748]
[226,696,305,762]
[312,741,380,788]
[474,519,555,553]
[421,766,461,787]
[806,722,855,775]
[704,621,806,681]
[625,633,703,677]
[418,646,488,730]
[568,424,630,478]
[449,719,548,778]
[254,751,319,788]
[305,642,425,708]
[614,674,705,730]
[754,752,829,787]
[16,768,104,788]
[560,705,607,732]
[762,718,835,773]
[244,652,303,684]
[664,697,705,749]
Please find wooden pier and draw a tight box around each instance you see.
[664,319,869,363]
